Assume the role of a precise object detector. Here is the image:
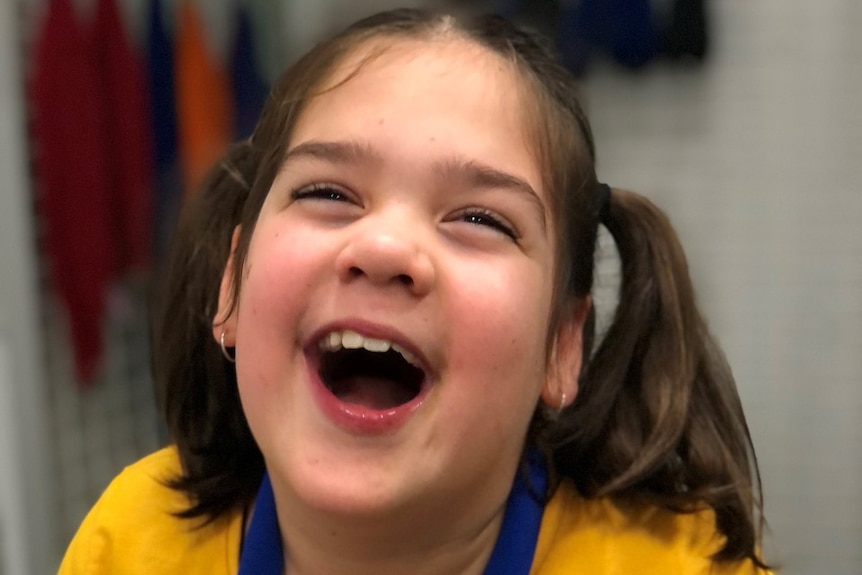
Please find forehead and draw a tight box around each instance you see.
[288,36,542,185]
[362,36,508,72]
[317,36,524,101]
[309,37,525,114]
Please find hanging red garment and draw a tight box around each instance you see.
[175,1,233,196]
[93,0,155,274]
[30,0,114,385]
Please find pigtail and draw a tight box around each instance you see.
[550,188,764,565]
[150,141,264,520]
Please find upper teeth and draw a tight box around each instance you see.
[319,330,421,367]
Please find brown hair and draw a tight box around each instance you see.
[151,8,766,568]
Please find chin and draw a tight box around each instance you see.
[296,471,415,519]
[268,439,425,519]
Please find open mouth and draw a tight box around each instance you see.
[317,330,426,411]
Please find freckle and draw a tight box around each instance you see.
[429,136,436,142]
[378,118,385,125]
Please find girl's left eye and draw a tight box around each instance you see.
[458,209,518,241]
[290,183,351,203]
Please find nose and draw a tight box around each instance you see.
[335,215,435,297]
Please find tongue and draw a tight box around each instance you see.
[334,376,414,410]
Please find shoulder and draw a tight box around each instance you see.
[58,447,244,575]
[531,480,769,575]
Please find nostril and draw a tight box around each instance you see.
[347,265,414,286]
[397,273,413,286]
[336,238,433,294]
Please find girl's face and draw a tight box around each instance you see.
[219,38,583,530]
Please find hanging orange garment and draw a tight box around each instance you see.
[93,0,155,273]
[175,1,233,196]
[30,0,114,385]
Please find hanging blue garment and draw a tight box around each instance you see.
[558,0,601,76]
[148,0,177,180]
[559,0,659,74]
[147,0,182,262]
[231,2,269,139]
[607,0,658,69]
[239,454,548,575]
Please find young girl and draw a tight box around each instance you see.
[60,8,771,575]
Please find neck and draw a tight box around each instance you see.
[275,492,505,575]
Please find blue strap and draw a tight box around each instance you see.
[482,452,548,575]
[238,456,547,575]
[237,472,284,574]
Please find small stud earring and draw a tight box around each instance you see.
[220,330,236,363]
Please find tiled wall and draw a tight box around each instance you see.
[42,287,162,557]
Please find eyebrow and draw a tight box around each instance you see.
[283,139,381,165]
[282,139,547,229]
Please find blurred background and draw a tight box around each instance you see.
[0,0,859,573]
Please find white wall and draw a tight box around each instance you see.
[0,0,51,573]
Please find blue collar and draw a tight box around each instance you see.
[238,455,547,575]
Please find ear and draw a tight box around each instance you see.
[541,297,592,410]
[212,226,242,347]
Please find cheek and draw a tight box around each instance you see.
[445,257,552,397]
[436,256,553,463]
[238,224,326,328]
[233,225,327,388]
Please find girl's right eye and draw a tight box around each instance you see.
[290,183,350,203]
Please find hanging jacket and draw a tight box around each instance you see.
[231,2,269,140]
[148,0,183,262]
[175,1,233,196]
[93,0,155,274]
[30,0,114,384]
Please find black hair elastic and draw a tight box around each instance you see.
[597,183,612,224]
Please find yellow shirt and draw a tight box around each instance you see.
[59,447,766,574]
